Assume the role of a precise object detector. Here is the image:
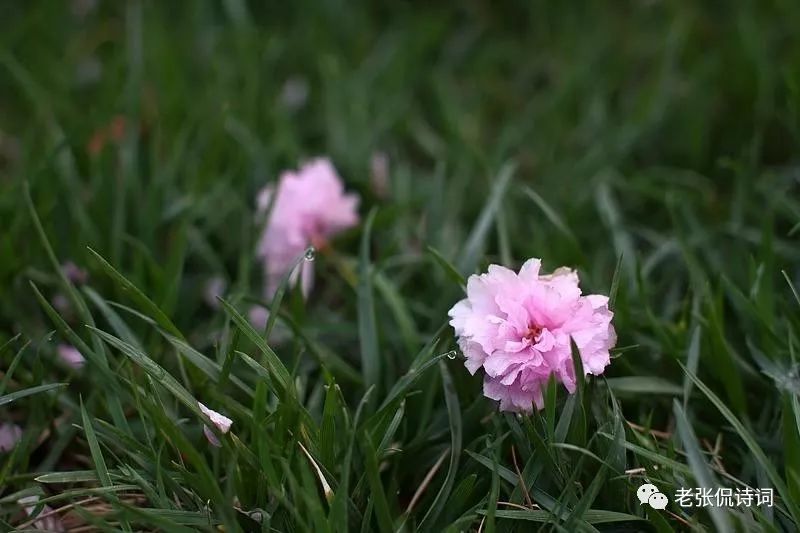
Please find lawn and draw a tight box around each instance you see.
[2,1,800,531]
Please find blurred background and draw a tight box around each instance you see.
[2,1,800,530]
[2,0,800,394]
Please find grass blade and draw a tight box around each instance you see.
[24,182,94,325]
[522,185,579,244]
[218,298,294,397]
[0,339,29,397]
[358,208,381,395]
[80,397,113,488]
[264,247,312,341]
[418,361,462,529]
[673,399,732,531]
[360,431,393,532]
[681,362,800,524]
[88,326,204,419]
[456,162,515,275]
[87,247,183,339]
[0,383,67,407]
[605,377,683,396]
[683,326,702,408]
[478,509,646,524]
[426,246,466,288]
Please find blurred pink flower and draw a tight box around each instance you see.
[51,293,70,314]
[0,423,22,452]
[61,261,88,284]
[248,306,269,330]
[204,276,227,309]
[199,402,232,447]
[247,306,291,343]
[57,344,85,369]
[448,259,616,412]
[18,495,65,532]
[370,151,390,198]
[257,158,359,297]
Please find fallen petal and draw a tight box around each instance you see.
[57,344,86,369]
[0,423,22,452]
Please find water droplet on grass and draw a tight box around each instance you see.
[304,247,316,261]
[445,350,457,360]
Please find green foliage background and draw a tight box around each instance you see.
[1,1,800,531]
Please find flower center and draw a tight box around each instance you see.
[524,324,543,342]
[310,233,328,251]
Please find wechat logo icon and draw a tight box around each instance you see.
[637,483,668,510]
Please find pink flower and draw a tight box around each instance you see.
[247,306,291,343]
[61,261,88,284]
[198,402,232,447]
[0,423,22,452]
[51,293,71,314]
[257,158,359,297]
[18,495,65,532]
[448,259,616,412]
[204,276,227,309]
[57,344,85,369]
[248,306,269,330]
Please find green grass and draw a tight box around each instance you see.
[2,1,800,531]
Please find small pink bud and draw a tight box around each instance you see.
[57,344,85,369]
[198,402,232,447]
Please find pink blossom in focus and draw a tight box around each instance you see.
[199,402,232,447]
[18,495,65,532]
[448,259,616,412]
[257,158,359,297]
[57,344,85,369]
[0,423,22,452]
[61,261,88,284]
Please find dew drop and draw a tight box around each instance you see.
[304,247,316,262]
[446,350,457,360]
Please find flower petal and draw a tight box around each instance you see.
[0,423,22,452]
[198,402,233,447]
[57,344,85,369]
